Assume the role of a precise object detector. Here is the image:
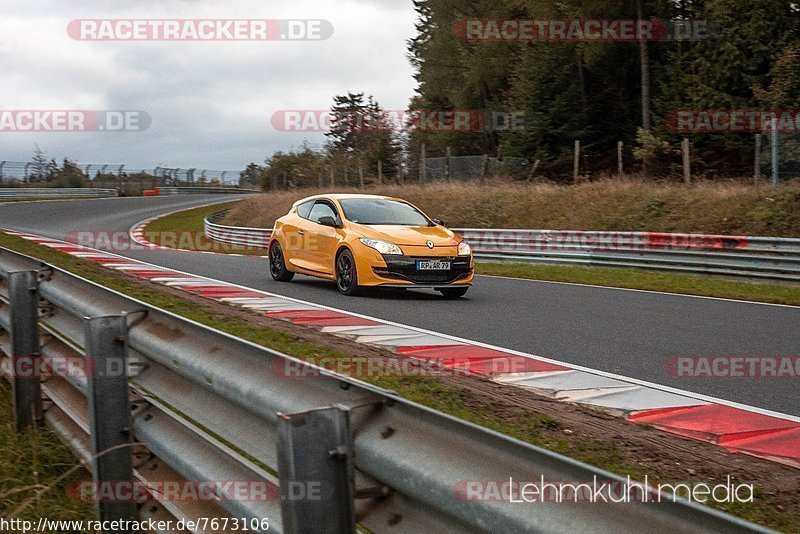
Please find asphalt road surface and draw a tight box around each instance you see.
[2,196,799,416]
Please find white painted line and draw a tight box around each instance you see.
[476,272,800,310]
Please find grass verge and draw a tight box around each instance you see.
[476,262,800,306]
[0,381,94,523]
[141,201,268,256]
[1,230,796,529]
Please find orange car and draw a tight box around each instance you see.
[268,194,474,297]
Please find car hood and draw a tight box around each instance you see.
[351,224,458,246]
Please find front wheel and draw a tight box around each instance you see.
[438,287,469,299]
[269,242,295,282]
[335,249,361,296]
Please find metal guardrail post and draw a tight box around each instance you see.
[84,315,137,525]
[8,270,43,430]
[277,406,356,534]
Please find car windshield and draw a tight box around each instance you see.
[339,199,432,226]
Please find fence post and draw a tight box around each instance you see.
[682,138,691,185]
[84,315,137,524]
[526,159,539,181]
[573,140,580,182]
[358,162,364,188]
[8,271,42,431]
[277,406,356,534]
[330,165,335,188]
[445,146,452,181]
[617,141,624,176]
[420,143,427,183]
[377,160,382,185]
[754,134,761,188]
[771,117,779,189]
[480,154,489,183]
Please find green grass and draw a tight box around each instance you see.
[142,201,269,256]
[0,230,796,530]
[476,262,800,306]
[0,382,94,523]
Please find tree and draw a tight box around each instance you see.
[51,159,87,188]
[261,144,327,190]
[240,163,265,188]
[28,144,56,183]
[326,93,401,178]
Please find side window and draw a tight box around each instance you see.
[308,201,339,224]
[296,201,314,220]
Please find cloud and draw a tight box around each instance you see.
[0,0,417,170]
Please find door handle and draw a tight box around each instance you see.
[297,230,305,235]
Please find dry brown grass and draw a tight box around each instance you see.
[223,178,800,237]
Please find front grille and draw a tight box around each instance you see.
[376,255,472,285]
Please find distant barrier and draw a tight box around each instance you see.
[0,188,118,199]
[158,187,260,195]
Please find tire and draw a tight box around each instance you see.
[269,242,295,282]
[335,249,361,296]
[438,287,469,299]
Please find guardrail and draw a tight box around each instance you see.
[204,210,272,248]
[0,188,119,199]
[159,187,260,196]
[204,212,800,282]
[0,245,765,533]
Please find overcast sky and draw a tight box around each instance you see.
[0,0,418,171]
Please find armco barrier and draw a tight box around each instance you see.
[0,245,767,533]
[0,188,118,199]
[203,212,800,282]
[158,187,260,195]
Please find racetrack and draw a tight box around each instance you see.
[2,196,799,416]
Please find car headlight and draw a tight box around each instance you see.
[360,238,403,255]
[458,240,472,256]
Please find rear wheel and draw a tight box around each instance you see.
[438,287,469,299]
[335,249,361,296]
[269,242,295,282]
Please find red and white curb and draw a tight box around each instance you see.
[5,229,800,470]
[129,215,267,258]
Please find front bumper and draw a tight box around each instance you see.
[368,254,474,287]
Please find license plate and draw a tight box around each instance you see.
[416,260,451,271]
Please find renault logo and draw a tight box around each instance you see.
[426,241,434,249]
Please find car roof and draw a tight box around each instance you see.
[293,193,401,206]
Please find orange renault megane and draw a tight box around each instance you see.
[268,194,474,297]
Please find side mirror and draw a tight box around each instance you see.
[433,218,445,226]
[318,216,339,228]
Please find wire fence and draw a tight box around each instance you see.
[0,161,247,186]
[422,155,531,182]
[760,131,800,183]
